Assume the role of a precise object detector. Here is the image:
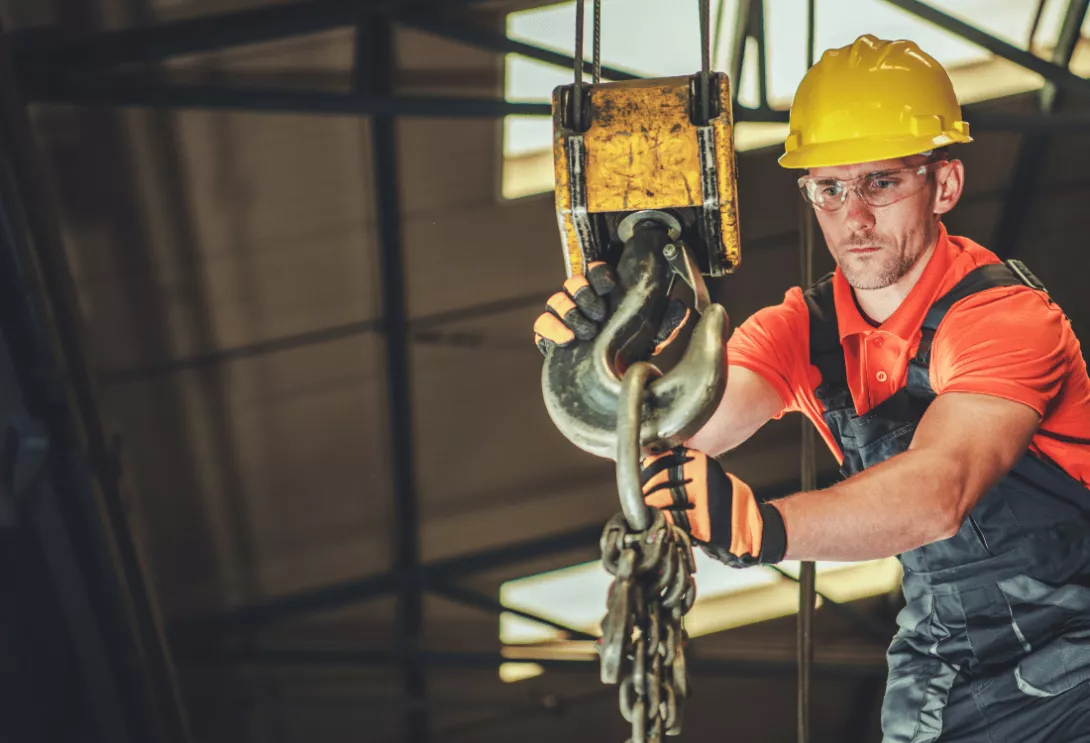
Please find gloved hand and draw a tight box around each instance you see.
[533,261,695,356]
[534,261,617,355]
[641,447,787,567]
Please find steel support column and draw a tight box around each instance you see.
[358,18,428,743]
[992,0,1090,257]
[729,0,775,117]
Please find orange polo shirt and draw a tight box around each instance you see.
[727,224,1090,485]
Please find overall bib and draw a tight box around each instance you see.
[804,262,1090,742]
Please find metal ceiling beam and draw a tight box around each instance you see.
[397,14,641,81]
[992,0,1090,258]
[10,0,487,69]
[96,292,548,386]
[425,521,603,578]
[27,74,1090,133]
[881,0,1090,100]
[24,76,552,117]
[215,646,890,679]
[10,1,641,94]
[173,476,835,634]
[425,578,598,641]
[175,572,403,635]
[171,524,603,635]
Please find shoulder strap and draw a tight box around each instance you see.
[914,260,1045,364]
[803,271,844,391]
[805,259,1049,398]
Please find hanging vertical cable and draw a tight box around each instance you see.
[807,0,817,69]
[573,0,586,130]
[797,214,816,743]
[593,0,602,84]
[797,5,818,743]
[699,0,711,123]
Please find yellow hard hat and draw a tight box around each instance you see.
[778,34,972,169]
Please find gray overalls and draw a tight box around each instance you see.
[804,262,1090,742]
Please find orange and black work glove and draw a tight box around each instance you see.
[534,261,617,355]
[641,448,787,567]
[533,261,695,356]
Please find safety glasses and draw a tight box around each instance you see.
[798,161,947,212]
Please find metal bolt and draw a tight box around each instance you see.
[662,244,677,260]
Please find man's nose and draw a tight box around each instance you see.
[843,189,876,232]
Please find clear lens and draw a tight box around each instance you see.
[799,162,944,211]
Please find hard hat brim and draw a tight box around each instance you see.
[778,131,972,170]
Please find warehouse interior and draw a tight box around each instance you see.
[3,0,1090,742]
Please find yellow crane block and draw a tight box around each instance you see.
[552,73,741,278]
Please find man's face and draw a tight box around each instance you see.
[808,155,943,291]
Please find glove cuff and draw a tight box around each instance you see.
[756,502,787,564]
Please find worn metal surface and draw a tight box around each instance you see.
[584,78,703,213]
[710,75,742,273]
[552,73,742,280]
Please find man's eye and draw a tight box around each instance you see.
[819,183,843,197]
[871,178,899,190]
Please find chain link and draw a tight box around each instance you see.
[598,507,696,741]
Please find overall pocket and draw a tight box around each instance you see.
[996,575,1090,697]
[855,422,915,471]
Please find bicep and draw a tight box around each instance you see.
[686,365,784,455]
[909,391,1041,518]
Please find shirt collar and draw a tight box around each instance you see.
[832,223,957,342]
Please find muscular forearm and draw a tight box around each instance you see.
[771,448,967,562]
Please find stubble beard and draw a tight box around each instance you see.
[837,222,937,291]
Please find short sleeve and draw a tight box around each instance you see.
[930,287,1070,416]
[726,287,813,417]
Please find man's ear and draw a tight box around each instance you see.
[933,159,964,216]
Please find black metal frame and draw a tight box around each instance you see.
[7,1,1090,740]
[0,23,191,743]
[991,0,1090,257]
[10,0,1090,131]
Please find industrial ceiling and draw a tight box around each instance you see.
[3,1,1090,742]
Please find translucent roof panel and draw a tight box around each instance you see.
[763,0,1060,104]
[499,553,902,645]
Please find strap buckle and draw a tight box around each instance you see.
[1006,259,1049,295]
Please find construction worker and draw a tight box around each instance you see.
[535,34,1090,742]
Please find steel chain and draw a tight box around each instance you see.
[599,507,696,741]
